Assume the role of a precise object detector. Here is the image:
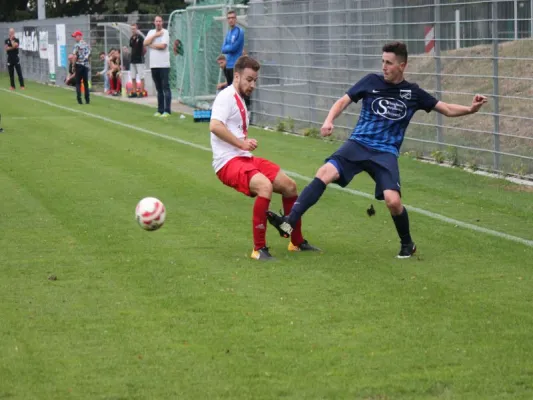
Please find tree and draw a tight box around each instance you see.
[0,0,188,22]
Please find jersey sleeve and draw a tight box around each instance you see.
[346,74,373,103]
[210,91,233,124]
[416,87,439,113]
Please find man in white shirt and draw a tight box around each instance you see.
[210,56,319,261]
[144,16,171,117]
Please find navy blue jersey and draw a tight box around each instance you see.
[346,73,438,156]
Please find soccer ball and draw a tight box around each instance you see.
[135,197,166,231]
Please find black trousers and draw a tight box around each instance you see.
[8,62,24,88]
[75,64,90,104]
[151,68,171,114]
[224,68,234,85]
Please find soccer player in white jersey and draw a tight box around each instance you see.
[209,56,319,261]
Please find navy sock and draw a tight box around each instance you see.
[392,207,412,245]
[287,177,327,226]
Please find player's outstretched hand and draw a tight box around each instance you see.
[471,94,488,113]
[241,138,258,151]
[321,121,334,137]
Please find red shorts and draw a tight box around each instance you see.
[216,156,281,197]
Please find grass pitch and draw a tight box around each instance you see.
[0,83,532,399]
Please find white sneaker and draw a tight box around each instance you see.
[161,112,170,118]
[154,112,162,117]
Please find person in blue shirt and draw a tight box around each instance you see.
[221,10,244,87]
[267,42,487,258]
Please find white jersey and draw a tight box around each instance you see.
[210,85,251,172]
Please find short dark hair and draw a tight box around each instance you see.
[216,54,226,61]
[382,41,408,63]
[227,10,236,16]
[99,51,105,56]
[234,55,260,74]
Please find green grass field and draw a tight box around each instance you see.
[0,83,532,400]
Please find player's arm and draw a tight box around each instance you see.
[143,30,162,46]
[150,43,167,50]
[12,40,19,48]
[320,94,352,136]
[222,28,243,54]
[434,94,487,117]
[150,31,168,50]
[210,119,257,151]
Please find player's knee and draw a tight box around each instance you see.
[315,163,338,184]
[283,178,297,197]
[384,191,402,214]
[251,174,273,198]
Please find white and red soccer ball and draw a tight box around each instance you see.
[135,197,166,231]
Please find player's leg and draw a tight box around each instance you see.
[371,156,416,258]
[151,68,164,115]
[266,161,338,237]
[15,63,24,88]
[138,64,145,93]
[161,68,171,115]
[8,64,16,89]
[267,140,364,237]
[216,157,275,261]
[74,65,83,104]
[383,189,415,258]
[271,170,321,252]
[225,68,234,85]
[131,65,138,95]
[248,172,275,259]
[82,66,90,103]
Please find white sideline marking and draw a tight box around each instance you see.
[5,89,533,248]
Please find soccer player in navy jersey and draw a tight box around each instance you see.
[267,42,487,258]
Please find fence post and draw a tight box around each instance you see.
[186,10,195,105]
[492,0,501,171]
[434,0,443,147]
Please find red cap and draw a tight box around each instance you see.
[71,30,83,38]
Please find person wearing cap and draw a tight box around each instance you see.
[72,30,91,104]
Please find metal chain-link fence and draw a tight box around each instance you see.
[247,0,533,177]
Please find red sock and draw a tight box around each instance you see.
[283,196,304,246]
[253,196,271,250]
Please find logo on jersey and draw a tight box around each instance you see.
[371,97,407,121]
[400,89,412,100]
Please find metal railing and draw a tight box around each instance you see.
[247,0,533,177]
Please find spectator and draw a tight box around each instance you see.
[71,30,91,105]
[121,46,131,71]
[221,10,244,86]
[65,54,76,86]
[173,39,184,56]
[95,51,110,92]
[4,28,25,90]
[107,49,122,96]
[216,54,228,91]
[144,15,171,118]
[129,23,145,98]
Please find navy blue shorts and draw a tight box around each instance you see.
[325,140,401,200]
